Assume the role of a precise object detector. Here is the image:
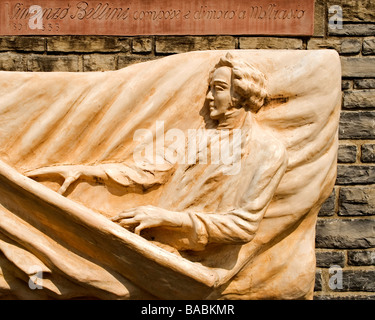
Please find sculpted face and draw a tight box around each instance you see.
[207,66,233,120]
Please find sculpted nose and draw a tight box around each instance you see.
[206,90,214,101]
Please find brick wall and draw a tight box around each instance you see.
[0,0,374,300]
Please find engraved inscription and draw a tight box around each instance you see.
[0,0,315,36]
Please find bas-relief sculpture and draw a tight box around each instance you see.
[0,50,341,300]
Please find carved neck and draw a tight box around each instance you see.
[216,107,247,130]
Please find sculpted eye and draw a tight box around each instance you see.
[215,85,225,91]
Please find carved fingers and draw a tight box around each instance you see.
[111,206,158,235]
[111,206,181,235]
[25,166,60,178]
[25,166,82,196]
[57,171,81,195]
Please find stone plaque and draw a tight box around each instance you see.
[0,0,315,36]
[0,50,341,299]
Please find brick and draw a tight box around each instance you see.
[47,36,130,53]
[307,38,341,51]
[343,90,375,109]
[338,145,357,163]
[341,39,362,54]
[313,0,325,37]
[316,219,375,249]
[339,111,375,139]
[361,144,375,163]
[342,80,352,91]
[339,187,375,216]
[329,24,375,36]
[363,37,375,55]
[340,270,375,292]
[156,36,236,54]
[118,55,158,69]
[316,251,345,268]
[240,37,303,50]
[327,1,375,22]
[354,79,375,89]
[83,54,117,72]
[341,57,375,78]
[319,189,336,217]
[315,270,323,291]
[314,294,375,300]
[348,250,375,266]
[336,165,375,185]
[0,36,45,52]
[27,55,80,72]
[307,38,361,54]
[132,37,153,53]
[0,52,27,71]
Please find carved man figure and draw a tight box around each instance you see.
[27,53,287,252]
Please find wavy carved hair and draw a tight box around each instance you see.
[209,53,268,113]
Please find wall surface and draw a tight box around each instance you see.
[0,0,374,300]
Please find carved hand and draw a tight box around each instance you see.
[111,205,193,235]
[26,164,110,195]
[25,165,84,195]
[25,165,102,195]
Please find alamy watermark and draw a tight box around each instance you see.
[328,5,343,30]
[328,265,343,290]
[28,5,43,30]
[28,265,43,290]
[133,121,242,175]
